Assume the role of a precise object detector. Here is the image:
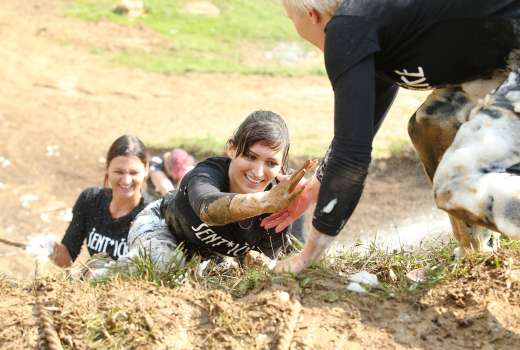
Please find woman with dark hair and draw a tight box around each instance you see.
[49,135,149,268]
[120,110,314,270]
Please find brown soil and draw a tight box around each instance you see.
[1,1,518,349]
[2,249,520,349]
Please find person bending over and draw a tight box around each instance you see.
[147,148,195,199]
[125,110,313,270]
[262,0,520,273]
[50,135,149,267]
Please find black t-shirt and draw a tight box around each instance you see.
[161,157,289,259]
[313,0,520,236]
[61,187,146,261]
[327,0,520,89]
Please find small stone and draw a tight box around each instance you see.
[347,282,367,294]
[278,291,290,303]
[388,268,397,281]
[184,2,220,17]
[0,157,11,168]
[406,267,428,283]
[46,144,60,157]
[348,271,379,286]
[20,194,39,208]
[113,0,145,18]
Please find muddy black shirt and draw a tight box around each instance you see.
[314,0,520,235]
[161,157,289,259]
[61,187,146,261]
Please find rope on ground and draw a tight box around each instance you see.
[32,261,63,350]
[276,289,302,350]
[0,236,26,249]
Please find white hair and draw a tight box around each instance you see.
[282,0,342,16]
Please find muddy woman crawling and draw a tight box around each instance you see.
[101,110,314,275]
[262,0,520,274]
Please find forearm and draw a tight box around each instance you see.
[274,227,336,273]
[313,54,375,235]
[52,243,73,268]
[299,228,336,264]
[157,181,175,196]
[200,192,269,226]
[151,171,175,195]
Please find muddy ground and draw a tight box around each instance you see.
[1,1,518,349]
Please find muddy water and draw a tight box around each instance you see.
[324,156,453,252]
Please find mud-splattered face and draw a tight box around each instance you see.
[227,142,284,194]
[107,155,148,200]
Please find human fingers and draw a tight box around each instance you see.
[275,216,294,233]
[288,159,319,192]
[261,211,290,229]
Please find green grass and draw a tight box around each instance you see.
[95,236,520,301]
[68,0,324,75]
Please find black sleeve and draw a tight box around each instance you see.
[374,77,399,134]
[324,15,380,85]
[61,189,91,261]
[186,165,235,220]
[313,54,377,236]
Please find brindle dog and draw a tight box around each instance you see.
[408,68,520,257]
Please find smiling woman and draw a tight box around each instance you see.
[49,135,150,268]
[110,111,314,273]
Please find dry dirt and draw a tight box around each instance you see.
[1,0,519,349]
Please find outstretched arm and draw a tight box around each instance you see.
[275,53,383,273]
[194,160,317,226]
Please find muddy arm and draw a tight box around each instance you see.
[198,160,317,226]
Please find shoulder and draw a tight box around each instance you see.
[191,157,230,177]
[72,187,107,213]
[78,186,106,202]
[181,156,230,191]
[325,15,380,84]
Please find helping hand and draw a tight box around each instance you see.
[262,159,318,213]
[261,173,320,233]
[273,227,336,274]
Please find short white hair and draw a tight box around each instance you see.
[282,0,342,16]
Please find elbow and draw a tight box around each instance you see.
[199,196,234,226]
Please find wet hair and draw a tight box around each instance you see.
[283,0,341,16]
[104,135,148,187]
[227,110,290,174]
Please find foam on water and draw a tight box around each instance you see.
[334,209,451,253]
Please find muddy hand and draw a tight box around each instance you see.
[263,159,318,213]
[262,171,320,232]
[287,159,318,191]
